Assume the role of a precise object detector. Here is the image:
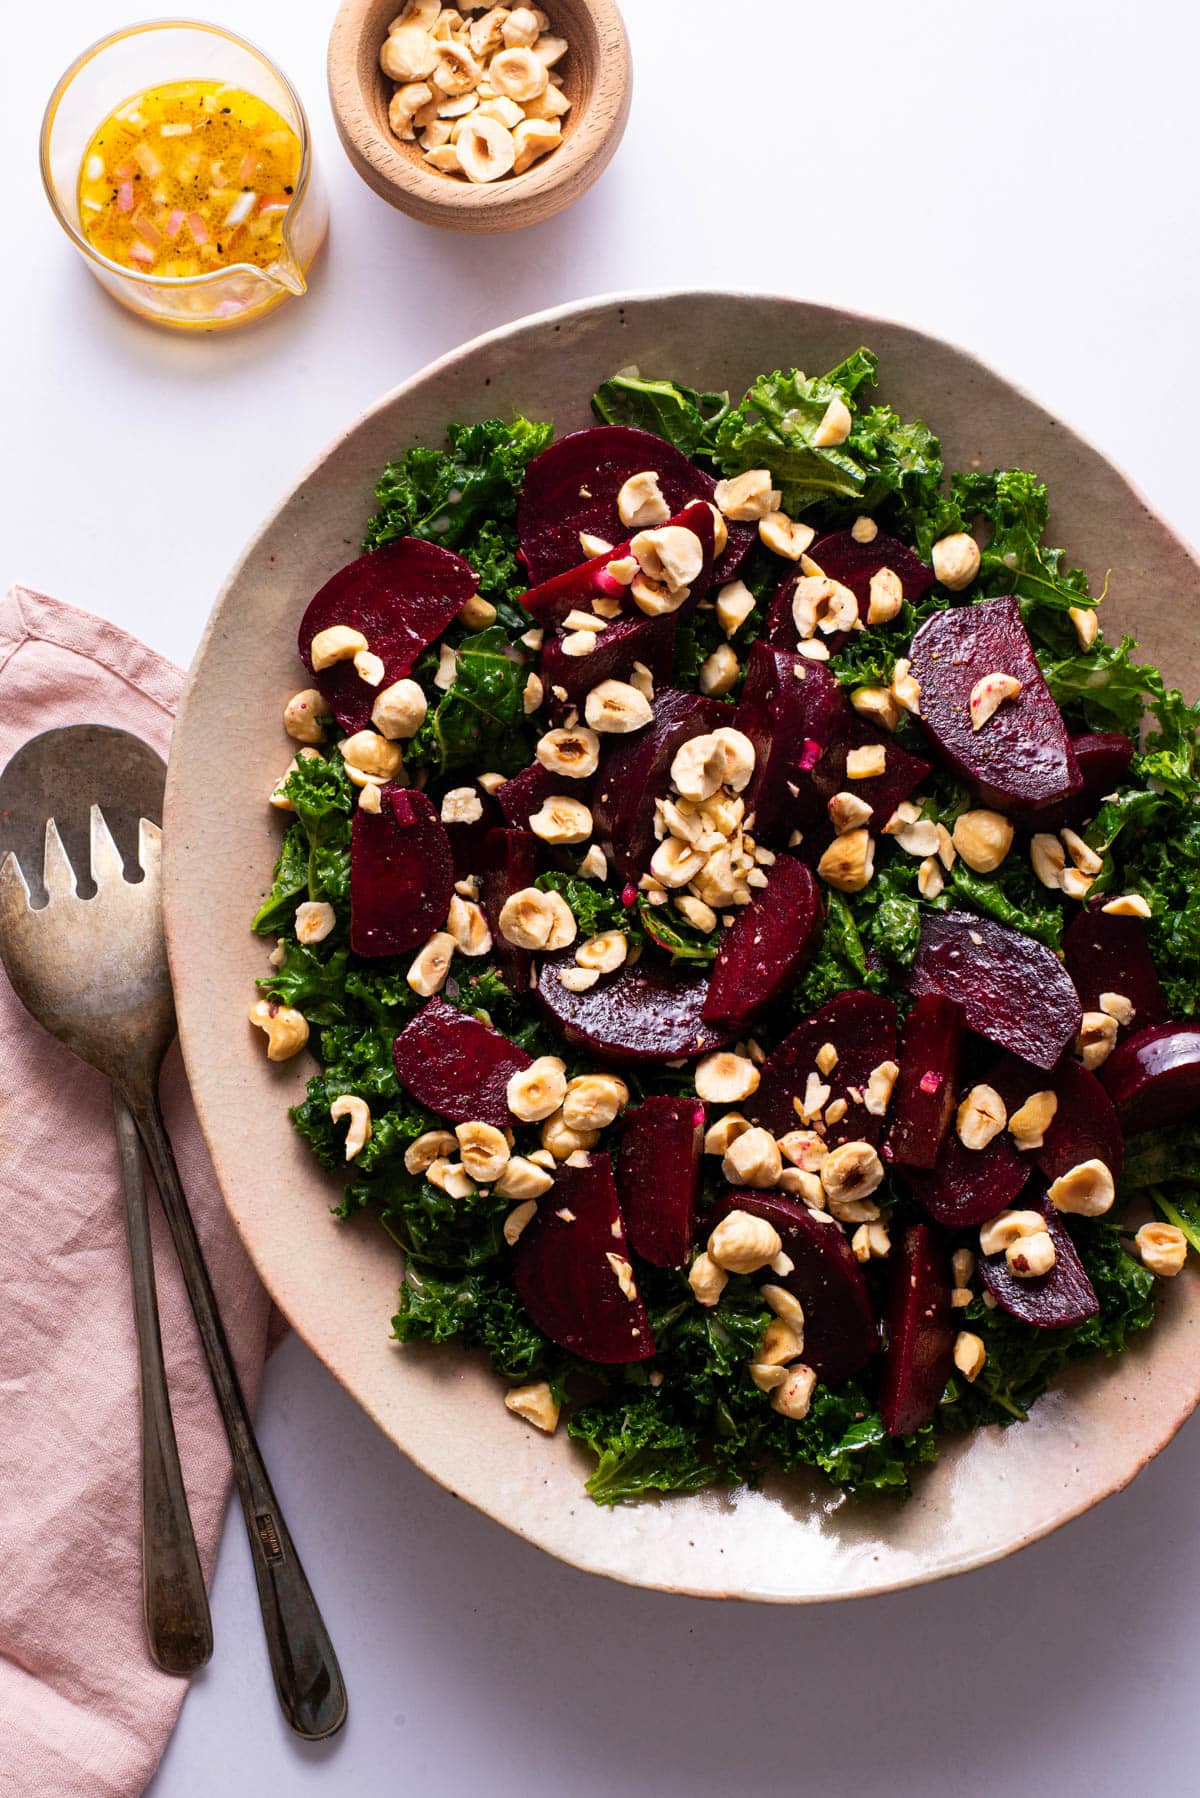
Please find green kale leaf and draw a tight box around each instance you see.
[405,626,530,776]
[251,822,311,937]
[951,468,1099,634]
[714,352,880,515]
[363,415,553,605]
[536,870,644,941]
[394,1269,561,1386]
[590,373,731,460]
[569,1393,720,1504]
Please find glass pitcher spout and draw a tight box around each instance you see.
[266,247,307,297]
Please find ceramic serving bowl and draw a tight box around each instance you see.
[327,0,631,232]
[163,292,1200,1602]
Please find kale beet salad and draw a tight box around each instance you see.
[250,349,1200,1505]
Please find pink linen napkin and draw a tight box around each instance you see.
[0,586,276,1797]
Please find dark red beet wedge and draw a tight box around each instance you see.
[1101,1023,1200,1133]
[879,1224,955,1436]
[480,826,541,995]
[766,528,934,654]
[440,781,503,882]
[517,424,753,587]
[541,612,677,718]
[1062,904,1167,1037]
[519,501,716,625]
[512,1154,655,1364]
[706,1190,876,1383]
[299,539,476,733]
[350,786,453,958]
[618,1096,704,1268]
[900,1128,1029,1228]
[809,716,932,831]
[495,761,595,831]
[393,995,531,1128]
[592,688,727,879]
[989,1052,1124,1181]
[1034,733,1137,832]
[748,990,898,1145]
[536,950,732,1063]
[735,643,846,844]
[885,994,964,1169]
[703,856,824,1029]
[978,1201,1098,1329]
[910,910,1082,1070]
[908,596,1081,812]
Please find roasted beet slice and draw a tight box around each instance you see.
[592,688,727,879]
[909,596,1081,812]
[978,1201,1098,1329]
[517,424,753,587]
[1034,733,1137,831]
[1101,1023,1200,1133]
[299,539,475,733]
[900,1129,1029,1229]
[809,715,932,831]
[734,643,846,844]
[349,786,453,959]
[618,1096,704,1268]
[702,856,824,1028]
[989,1052,1124,1181]
[393,996,531,1128]
[512,1154,655,1364]
[885,994,964,1169]
[909,910,1082,1071]
[439,780,502,882]
[480,826,540,995]
[766,528,934,654]
[748,990,898,1145]
[1062,904,1167,1038]
[519,501,716,626]
[495,761,595,831]
[706,1190,875,1383]
[536,950,732,1063]
[879,1224,955,1436]
[541,612,677,718]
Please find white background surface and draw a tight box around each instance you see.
[5,2,1200,1793]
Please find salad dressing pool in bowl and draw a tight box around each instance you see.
[41,22,327,330]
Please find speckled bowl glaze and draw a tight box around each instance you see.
[163,292,1200,1602]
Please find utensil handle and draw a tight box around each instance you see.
[113,1092,213,1676]
[124,1088,347,1741]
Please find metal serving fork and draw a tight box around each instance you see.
[0,726,346,1739]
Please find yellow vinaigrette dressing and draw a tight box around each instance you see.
[78,81,301,281]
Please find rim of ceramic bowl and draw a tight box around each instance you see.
[163,289,1200,1602]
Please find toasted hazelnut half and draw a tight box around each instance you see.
[931,532,981,590]
[1047,1157,1115,1217]
[708,1208,783,1273]
[1135,1222,1188,1277]
[695,1052,760,1105]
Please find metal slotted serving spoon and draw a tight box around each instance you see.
[0,726,346,1740]
[0,726,209,1676]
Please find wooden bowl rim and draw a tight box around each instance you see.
[327,0,631,226]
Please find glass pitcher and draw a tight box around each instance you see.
[40,20,327,331]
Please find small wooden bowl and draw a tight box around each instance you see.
[328,0,631,233]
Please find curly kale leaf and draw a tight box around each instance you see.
[947,859,1064,949]
[713,350,881,515]
[569,1394,720,1504]
[831,588,948,693]
[951,468,1099,638]
[939,1225,1155,1430]
[590,374,732,460]
[363,415,552,606]
[251,822,311,937]
[405,626,530,776]
[638,898,718,964]
[258,943,351,1026]
[535,871,644,942]
[393,1269,562,1386]
[764,1382,938,1496]
[788,890,873,1013]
